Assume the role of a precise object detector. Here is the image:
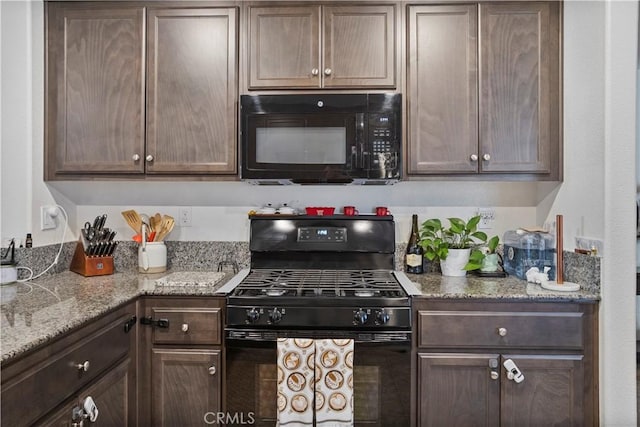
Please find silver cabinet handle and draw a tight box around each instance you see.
[132,154,140,161]
[181,323,189,333]
[76,361,90,372]
[208,365,216,376]
[483,154,491,161]
[311,68,319,76]
[470,154,478,162]
[498,327,507,337]
[324,68,332,76]
[490,371,499,380]
[146,155,154,162]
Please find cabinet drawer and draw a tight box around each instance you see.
[418,310,584,350]
[1,315,131,426]
[151,307,221,345]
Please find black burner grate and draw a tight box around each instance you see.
[232,269,406,298]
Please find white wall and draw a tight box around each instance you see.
[1,1,638,423]
[543,0,636,424]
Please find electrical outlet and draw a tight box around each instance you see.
[179,207,192,227]
[41,205,57,230]
[476,208,495,230]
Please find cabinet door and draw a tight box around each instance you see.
[479,2,560,175]
[146,8,237,174]
[46,4,145,177]
[248,6,320,88]
[151,348,221,426]
[500,355,584,427]
[38,358,134,426]
[418,353,500,427]
[323,5,395,88]
[407,5,478,174]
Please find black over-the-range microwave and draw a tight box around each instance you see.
[240,93,401,184]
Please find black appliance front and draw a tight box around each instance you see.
[241,93,401,184]
[225,338,410,427]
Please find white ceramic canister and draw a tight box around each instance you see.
[138,242,167,273]
[1,262,18,285]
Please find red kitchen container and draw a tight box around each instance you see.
[305,207,335,216]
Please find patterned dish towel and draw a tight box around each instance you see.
[314,339,354,426]
[277,338,315,426]
[277,338,354,427]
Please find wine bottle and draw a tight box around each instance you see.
[405,214,424,274]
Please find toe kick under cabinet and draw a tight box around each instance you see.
[137,296,225,427]
[413,300,598,427]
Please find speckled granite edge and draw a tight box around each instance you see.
[396,244,601,293]
[1,270,235,363]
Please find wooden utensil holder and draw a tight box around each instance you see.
[69,241,114,277]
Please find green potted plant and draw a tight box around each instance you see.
[419,216,488,276]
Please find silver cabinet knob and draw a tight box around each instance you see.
[76,361,90,372]
[483,154,491,161]
[490,371,499,380]
[208,365,216,376]
[324,68,332,76]
[470,154,478,162]
[311,68,319,76]
[181,323,189,333]
[132,154,140,161]
[498,327,507,337]
[146,155,154,162]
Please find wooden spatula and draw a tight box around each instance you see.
[121,210,142,235]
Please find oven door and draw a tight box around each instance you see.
[225,336,411,426]
[242,113,362,183]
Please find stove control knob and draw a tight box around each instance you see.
[246,308,260,324]
[375,309,390,325]
[269,308,283,324]
[354,309,368,325]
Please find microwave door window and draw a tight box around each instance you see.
[255,127,346,165]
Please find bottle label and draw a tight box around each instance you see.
[406,254,423,267]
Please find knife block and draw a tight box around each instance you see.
[69,241,114,277]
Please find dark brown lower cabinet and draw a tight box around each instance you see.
[1,302,138,426]
[139,297,224,426]
[42,358,134,426]
[151,348,222,425]
[414,300,598,427]
[418,353,584,427]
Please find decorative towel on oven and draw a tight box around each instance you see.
[314,339,354,426]
[277,338,354,427]
[277,338,315,426]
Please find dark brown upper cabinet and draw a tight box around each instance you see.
[146,8,237,175]
[407,2,561,180]
[248,4,396,89]
[46,4,146,176]
[45,3,238,179]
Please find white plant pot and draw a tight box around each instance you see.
[440,248,471,277]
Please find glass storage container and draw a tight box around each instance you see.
[502,229,555,280]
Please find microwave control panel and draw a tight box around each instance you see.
[369,114,395,155]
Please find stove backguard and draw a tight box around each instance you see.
[248,215,396,270]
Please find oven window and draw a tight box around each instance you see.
[256,127,347,164]
[226,340,410,426]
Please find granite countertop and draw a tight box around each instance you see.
[0,270,235,364]
[407,273,600,301]
[1,269,600,364]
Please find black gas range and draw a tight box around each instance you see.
[222,215,417,426]
[221,215,419,341]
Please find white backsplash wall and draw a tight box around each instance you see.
[77,204,536,243]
